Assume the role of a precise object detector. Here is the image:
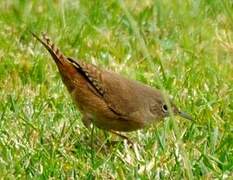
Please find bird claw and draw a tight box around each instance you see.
[109,130,134,147]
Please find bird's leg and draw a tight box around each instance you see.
[82,116,99,146]
[109,130,133,145]
[81,115,92,129]
[82,116,133,145]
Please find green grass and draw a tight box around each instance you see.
[0,0,233,179]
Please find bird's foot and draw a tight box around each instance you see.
[109,130,134,147]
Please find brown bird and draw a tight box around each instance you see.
[32,33,193,142]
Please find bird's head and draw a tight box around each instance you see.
[148,92,193,121]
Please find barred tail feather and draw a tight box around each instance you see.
[31,32,65,66]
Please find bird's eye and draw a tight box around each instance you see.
[162,104,168,112]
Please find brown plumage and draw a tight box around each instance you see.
[32,33,193,139]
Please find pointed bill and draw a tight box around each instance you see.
[179,111,193,121]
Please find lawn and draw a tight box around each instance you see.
[0,0,233,179]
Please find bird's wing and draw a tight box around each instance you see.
[101,71,144,117]
[67,57,106,97]
[67,58,140,117]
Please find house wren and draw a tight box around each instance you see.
[32,33,192,135]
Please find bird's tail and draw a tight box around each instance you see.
[31,32,78,91]
[31,32,66,66]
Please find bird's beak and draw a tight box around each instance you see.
[179,111,193,121]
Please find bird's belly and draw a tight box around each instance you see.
[70,85,145,132]
[93,117,145,132]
